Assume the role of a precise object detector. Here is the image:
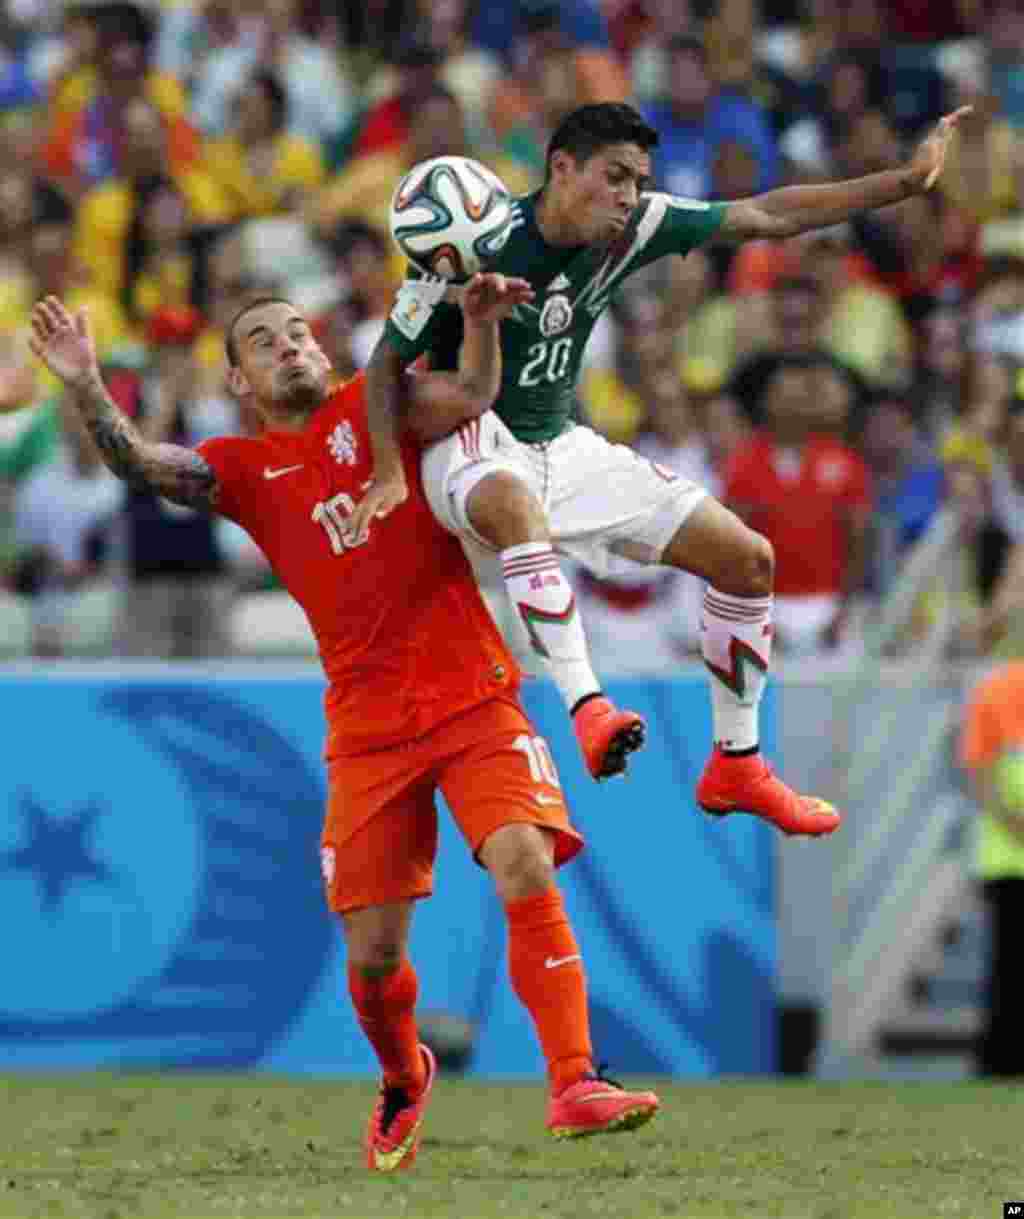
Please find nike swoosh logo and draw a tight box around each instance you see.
[534,792,562,807]
[263,464,304,480]
[544,954,581,970]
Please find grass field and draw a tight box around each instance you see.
[1,1073,1022,1219]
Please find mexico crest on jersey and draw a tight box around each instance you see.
[539,294,573,337]
[328,420,357,466]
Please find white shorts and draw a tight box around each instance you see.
[421,413,708,580]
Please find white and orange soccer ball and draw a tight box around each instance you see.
[389,155,514,282]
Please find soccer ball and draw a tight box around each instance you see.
[389,155,514,281]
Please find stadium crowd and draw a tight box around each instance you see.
[1,0,1024,666]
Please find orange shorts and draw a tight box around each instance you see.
[320,696,583,914]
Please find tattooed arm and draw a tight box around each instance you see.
[29,296,219,511]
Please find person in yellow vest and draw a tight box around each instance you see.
[202,69,326,221]
[959,659,1024,1076]
[72,97,231,305]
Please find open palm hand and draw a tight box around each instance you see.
[28,296,99,388]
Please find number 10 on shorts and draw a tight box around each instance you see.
[513,734,561,788]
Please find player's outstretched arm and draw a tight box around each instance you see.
[28,296,219,511]
[718,106,972,242]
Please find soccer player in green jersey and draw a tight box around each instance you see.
[353,100,969,834]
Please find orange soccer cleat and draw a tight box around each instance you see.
[696,746,841,837]
[365,1044,437,1172]
[547,1066,660,1139]
[572,696,645,780]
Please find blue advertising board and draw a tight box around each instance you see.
[0,671,775,1076]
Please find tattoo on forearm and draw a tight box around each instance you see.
[75,375,219,510]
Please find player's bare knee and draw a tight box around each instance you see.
[740,531,774,597]
[341,906,410,972]
[479,824,556,902]
[708,528,773,597]
[466,471,549,550]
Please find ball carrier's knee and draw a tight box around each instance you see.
[464,469,549,550]
[479,823,557,902]
[342,901,415,975]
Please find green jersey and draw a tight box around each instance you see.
[384,191,727,442]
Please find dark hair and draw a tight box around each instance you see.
[121,173,186,321]
[664,33,707,63]
[246,69,288,136]
[225,296,297,366]
[93,3,154,54]
[323,218,389,262]
[545,103,659,181]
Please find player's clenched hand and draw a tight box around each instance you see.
[344,470,408,546]
[460,272,534,324]
[906,106,972,192]
[28,296,100,388]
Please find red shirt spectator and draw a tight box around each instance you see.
[725,362,872,600]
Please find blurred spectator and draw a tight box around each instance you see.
[112,339,236,659]
[72,96,230,304]
[473,0,614,63]
[580,293,682,443]
[408,0,502,150]
[779,49,889,179]
[121,175,206,325]
[24,218,132,385]
[959,659,1024,1078]
[886,0,980,41]
[314,292,361,386]
[642,33,779,199]
[984,0,1024,131]
[859,390,945,597]
[942,349,1016,467]
[971,255,1024,363]
[938,66,1024,226]
[488,0,629,177]
[155,0,260,97]
[311,85,530,251]
[190,0,353,143]
[728,272,867,426]
[0,159,71,333]
[0,333,57,573]
[40,2,199,196]
[12,395,120,657]
[989,396,1024,552]
[203,69,325,220]
[850,191,982,320]
[319,220,398,369]
[724,357,872,654]
[802,0,949,140]
[729,227,913,388]
[338,34,447,167]
[914,306,968,442]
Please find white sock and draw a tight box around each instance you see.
[501,543,600,712]
[700,587,773,752]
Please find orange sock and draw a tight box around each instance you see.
[505,887,593,1094]
[347,958,426,1095]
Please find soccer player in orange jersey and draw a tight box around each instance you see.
[29,281,659,1171]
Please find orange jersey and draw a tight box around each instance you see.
[198,375,520,755]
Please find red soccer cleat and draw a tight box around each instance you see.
[547,1067,659,1140]
[365,1044,437,1172]
[696,746,841,837]
[572,696,645,780]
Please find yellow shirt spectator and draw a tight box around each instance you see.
[204,69,326,222]
[203,133,325,220]
[73,170,231,303]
